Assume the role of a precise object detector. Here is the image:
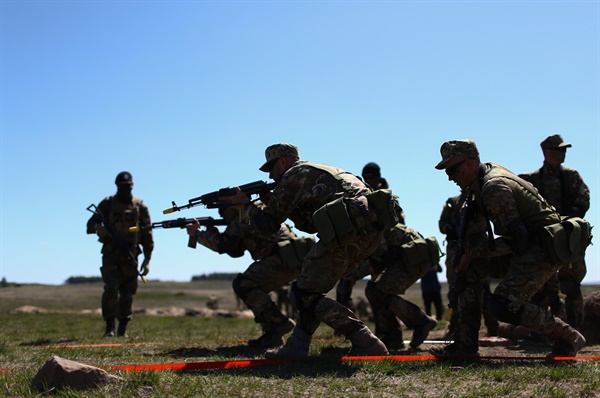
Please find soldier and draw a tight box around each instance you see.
[439,191,499,337]
[350,223,440,350]
[225,143,396,358]
[185,204,314,348]
[519,134,590,332]
[432,140,587,357]
[86,171,154,337]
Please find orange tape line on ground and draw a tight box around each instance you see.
[102,354,600,372]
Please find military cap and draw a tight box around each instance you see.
[115,171,133,185]
[435,140,479,170]
[540,134,572,150]
[259,143,300,172]
[362,162,381,177]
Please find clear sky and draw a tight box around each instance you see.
[1,1,599,286]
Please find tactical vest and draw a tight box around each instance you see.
[481,163,591,265]
[107,195,143,248]
[277,236,317,269]
[307,162,400,246]
[393,224,442,273]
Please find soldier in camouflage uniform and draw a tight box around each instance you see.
[519,134,590,332]
[439,191,499,337]
[335,161,405,312]
[226,143,391,358]
[349,223,439,350]
[86,172,154,337]
[432,140,586,357]
[185,204,314,348]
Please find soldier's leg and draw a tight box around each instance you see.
[490,250,585,357]
[560,258,587,332]
[365,281,405,349]
[481,281,499,336]
[100,256,119,337]
[117,263,139,337]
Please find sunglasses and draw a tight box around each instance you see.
[445,159,467,176]
[550,147,567,153]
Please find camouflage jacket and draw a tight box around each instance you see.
[438,191,468,241]
[519,162,590,218]
[196,218,297,261]
[245,161,371,234]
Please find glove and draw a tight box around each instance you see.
[140,257,150,276]
[94,224,112,240]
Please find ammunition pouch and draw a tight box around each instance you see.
[540,217,592,265]
[277,236,317,269]
[313,197,358,246]
[366,189,401,231]
[399,235,442,274]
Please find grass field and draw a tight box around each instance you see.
[1,280,599,397]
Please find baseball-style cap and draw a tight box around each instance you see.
[435,140,479,170]
[259,143,299,172]
[540,134,572,150]
[115,171,133,184]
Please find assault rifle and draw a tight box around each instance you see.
[129,216,227,249]
[163,180,274,214]
[446,194,472,320]
[86,204,146,283]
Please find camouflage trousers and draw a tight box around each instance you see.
[456,245,563,349]
[100,250,139,321]
[365,258,431,341]
[295,228,383,336]
[537,256,587,331]
[237,252,300,327]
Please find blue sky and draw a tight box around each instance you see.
[1,1,598,286]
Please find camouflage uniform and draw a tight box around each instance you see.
[438,191,499,337]
[245,144,390,358]
[195,209,309,347]
[519,134,590,332]
[433,140,586,357]
[86,172,154,337]
[352,224,438,349]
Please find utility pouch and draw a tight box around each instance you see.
[277,236,317,269]
[366,189,401,230]
[313,197,357,246]
[400,235,442,273]
[541,217,592,265]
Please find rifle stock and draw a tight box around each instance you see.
[447,195,472,317]
[163,180,274,214]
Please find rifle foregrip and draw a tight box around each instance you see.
[188,235,197,249]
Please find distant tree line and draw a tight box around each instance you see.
[191,273,238,281]
[64,276,103,284]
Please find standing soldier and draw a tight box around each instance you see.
[225,143,398,358]
[433,140,588,357]
[86,172,153,337]
[519,134,590,332]
[185,204,314,348]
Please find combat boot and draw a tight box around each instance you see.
[265,326,311,359]
[347,326,389,356]
[104,318,116,338]
[117,318,129,337]
[547,318,586,358]
[410,315,437,349]
[248,318,296,348]
[430,342,481,358]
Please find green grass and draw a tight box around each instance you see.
[0,281,598,397]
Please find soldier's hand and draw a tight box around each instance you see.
[94,224,112,240]
[140,258,151,276]
[185,219,200,237]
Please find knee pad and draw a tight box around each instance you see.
[232,273,258,301]
[559,278,581,297]
[487,294,523,325]
[291,281,322,312]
